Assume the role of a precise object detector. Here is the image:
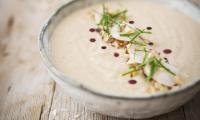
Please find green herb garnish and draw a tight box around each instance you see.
[121,68,135,76]
[145,57,176,81]
[142,48,148,64]
[155,58,176,76]
[98,5,127,34]
[95,5,177,83]
[146,57,160,81]
[122,56,176,79]
[120,28,151,47]
[131,40,146,46]
[120,28,152,37]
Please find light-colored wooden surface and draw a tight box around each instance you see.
[0,0,200,120]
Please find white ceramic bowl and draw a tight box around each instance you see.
[39,0,200,119]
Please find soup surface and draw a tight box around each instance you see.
[51,0,200,97]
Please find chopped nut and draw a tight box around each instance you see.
[111,41,119,48]
[154,82,163,90]
[131,72,138,77]
[120,24,126,32]
[159,85,168,92]
[110,40,127,48]
[128,63,137,68]
[146,86,156,93]
[149,81,171,92]
[174,76,183,85]
[100,31,113,42]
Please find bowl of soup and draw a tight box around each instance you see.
[39,0,200,119]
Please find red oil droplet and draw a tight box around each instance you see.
[129,21,135,24]
[163,49,172,54]
[128,80,137,85]
[89,28,95,32]
[101,46,107,49]
[148,42,154,46]
[90,38,96,42]
[147,27,152,30]
[114,52,119,57]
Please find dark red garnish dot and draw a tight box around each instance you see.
[114,52,119,57]
[101,46,107,49]
[96,28,102,33]
[128,80,137,85]
[129,21,135,24]
[147,27,152,30]
[90,38,96,42]
[89,28,95,32]
[163,49,172,54]
[148,42,154,46]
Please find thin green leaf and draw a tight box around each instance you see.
[131,40,146,46]
[112,10,127,18]
[98,5,127,34]
[142,48,148,64]
[155,58,176,76]
[122,65,143,76]
[146,59,159,81]
[121,68,135,76]
[120,32,138,37]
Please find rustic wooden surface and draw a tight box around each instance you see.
[0,0,200,120]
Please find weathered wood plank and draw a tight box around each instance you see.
[48,84,188,120]
[0,0,67,120]
[157,108,185,120]
[183,92,200,120]
[189,0,200,6]
[48,85,107,120]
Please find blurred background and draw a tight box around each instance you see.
[0,0,200,120]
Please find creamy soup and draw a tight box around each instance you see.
[51,0,200,97]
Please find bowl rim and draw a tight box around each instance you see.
[39,0,200,100]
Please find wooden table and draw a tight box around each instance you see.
[0,0,200,120]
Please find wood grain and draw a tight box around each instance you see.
[0,0,199,120]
